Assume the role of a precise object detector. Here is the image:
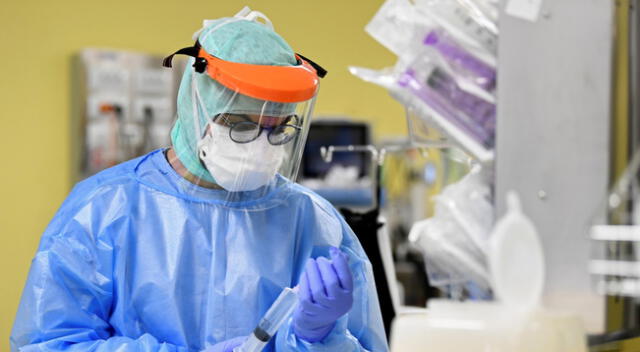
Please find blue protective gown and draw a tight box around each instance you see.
[10,149,388,352]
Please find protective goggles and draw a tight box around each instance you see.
[163,41,327,103]
[213,113,301,145]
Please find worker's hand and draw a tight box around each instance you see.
[293,247,354,343]
[203,336,247,352]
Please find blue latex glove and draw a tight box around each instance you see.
[293,247,354,343]
[203,336,247,352]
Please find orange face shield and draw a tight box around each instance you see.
[163,41,327,103]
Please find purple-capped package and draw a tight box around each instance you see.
[398,65,495,148]
[424,29,496,92]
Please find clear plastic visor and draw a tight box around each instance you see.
[169,79,316,204]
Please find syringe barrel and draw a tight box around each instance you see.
[233,287,299,352]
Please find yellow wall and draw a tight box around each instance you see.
[0,0,404,348]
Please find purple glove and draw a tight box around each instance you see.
[293,247,354,343]
[203,336,247,352]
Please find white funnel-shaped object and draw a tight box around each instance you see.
[489,191,545,310]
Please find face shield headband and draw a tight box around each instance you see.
[163,41,327,103]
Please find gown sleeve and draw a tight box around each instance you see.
[10,194,192,352]
[274,208,389,352]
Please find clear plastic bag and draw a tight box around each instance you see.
[434,165,494,252]
[409,166,494,296]
[355,0,498,161]
[422,28,496,92]
[365,0,497,65]
[365,0,434,60]
[398,56,496,149]
[349,63,495,161]
[411,214,491,292]
[414,0,498,56]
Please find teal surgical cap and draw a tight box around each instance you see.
[171,18,298,183]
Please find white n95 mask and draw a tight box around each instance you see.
[198,122,285,192]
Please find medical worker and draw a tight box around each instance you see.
[10,7,388,352]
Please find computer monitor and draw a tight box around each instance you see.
[300,119,371,180]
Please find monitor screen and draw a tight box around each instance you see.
[301,120,371,179]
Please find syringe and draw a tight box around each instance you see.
[234,287,299,352]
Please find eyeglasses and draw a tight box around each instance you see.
[213,113,301,145]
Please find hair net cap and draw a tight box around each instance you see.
[171,18,298,183]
